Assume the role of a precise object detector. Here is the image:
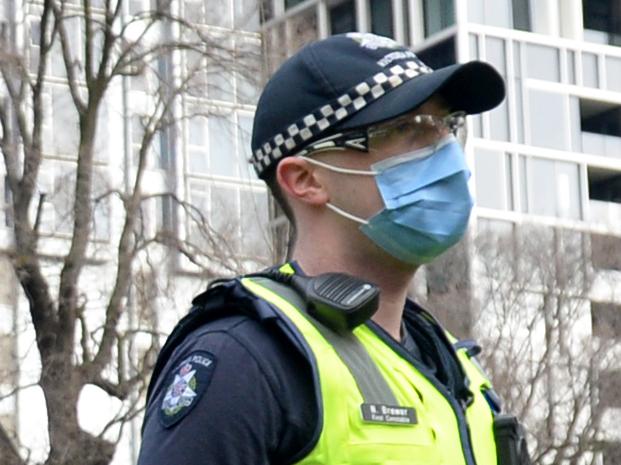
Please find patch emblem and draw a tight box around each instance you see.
[159,351,216,428]
[346,32,399,50]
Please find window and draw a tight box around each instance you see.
[130,115,147,166]
[186,114,238,177]
[288,7,319,53]
[520,156,582,219]
[91,171,110,241]
[183,0,232,28]
[474,150,513,210]
[583,0,621,46]
[579,99,621,158]
[591,302,621,339]
[156,127,172,170]
[371,0,393,38]
[29,20,40,73]
[209,115,237,177]
[525,44,560,82]
[330,0,356,34]
[597,370,621,409]
[582,52,599,87]
[416,36,456,69]
[285,0,305,9]
[50,17,82,78]
[187,115,209,174]
[588,167,621,204]
[527,90,568,150]
[467,0,530,31]
[260,0,273,22]
[207,49,235,102]
[211,185,240,251]
[423,0,454,37]
[591,233,621,270]
[240,189,270,257]
[606,56,621,93]
[155,194,174,233]
[234,0,260,30]
[237,113,257,180]
[51,86,80,157]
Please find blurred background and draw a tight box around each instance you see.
[0,0,619,464]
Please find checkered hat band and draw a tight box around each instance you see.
[251,60,432,176]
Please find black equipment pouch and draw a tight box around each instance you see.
[494,414,532,465]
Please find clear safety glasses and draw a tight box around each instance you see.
[295,111,467,158]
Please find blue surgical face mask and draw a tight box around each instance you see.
[300,135,473,265]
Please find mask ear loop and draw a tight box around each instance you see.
[325,203,369,225]
[298,156,378,176]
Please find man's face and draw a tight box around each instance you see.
[310,95,452,223]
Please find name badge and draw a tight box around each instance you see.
[360,403,417,425]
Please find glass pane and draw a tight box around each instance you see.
[53,166,75,234]
[371,0,394,38]
[289,8,319,55]
[209,116,237,177]
[423,0,455,37]
[208,69,235,102]
[189,117,207,146]
[567,51,576,85]
[204,0,232,28]
[486,37,506,76]
[530,158,556,216]
[513,41,522,77]
[514,77,524,143]
[528,90,568,150]
[470,114,483,138]
[237,113,257,180]
[189,148,209,173]
[485,0,511,28]
[512,0,531,31]
[188,181,209,244]
[526,44,560,81]
[240,190,270,257]
[467,0,484,24]
[469,33,479,60]
[489,99,510,142]
[606,56,621,92]
[569,96,582,152]
[184,0,204,23]
[210,186,239,250]
[330,0,356,34]
[519,155,528,213]
[234,0,259,30]
[52,88,79,157]
[505,153,514,209]
[474,149,507,210]
[582,52,599,87]
[555,161,581,219]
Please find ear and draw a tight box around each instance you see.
[276,157,330,207]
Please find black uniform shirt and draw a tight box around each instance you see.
[137,268,458,465]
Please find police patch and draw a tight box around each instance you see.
[159,350,216,428]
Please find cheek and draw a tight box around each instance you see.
[352,176,384,216]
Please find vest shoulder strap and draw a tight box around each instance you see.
[244,276,399,406]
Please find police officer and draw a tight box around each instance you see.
[137,33,527,465]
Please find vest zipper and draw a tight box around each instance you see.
[366,321,479,465]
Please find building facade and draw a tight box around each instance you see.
[261,0,621,463]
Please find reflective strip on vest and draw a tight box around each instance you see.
[241,276,497,465]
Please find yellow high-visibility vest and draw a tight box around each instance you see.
[242,268,497,465]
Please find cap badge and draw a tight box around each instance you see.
[347,32,400,50]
